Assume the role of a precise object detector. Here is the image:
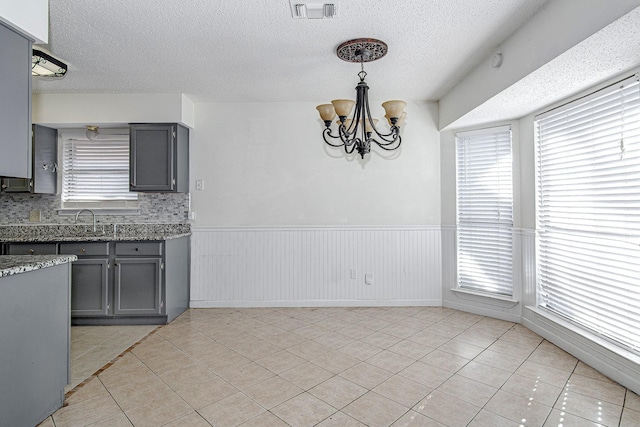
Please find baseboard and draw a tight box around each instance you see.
[443,299,522,323]
[523,306,640,395]
[190,299,442,308]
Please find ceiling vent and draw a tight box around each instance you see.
[289,0,338,19]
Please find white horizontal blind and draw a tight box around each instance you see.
[62,137,137,203]
[536,74,640,353]
[456,126,513,296]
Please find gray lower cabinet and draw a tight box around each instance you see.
[69,258,109,316]
[5,237,190,325]
[59,242,110,317]
[114,258,162,316]
[0,262,71,427]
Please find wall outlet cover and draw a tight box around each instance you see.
[29,210,42,222]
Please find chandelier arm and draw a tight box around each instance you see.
[345,140,358,155]
[322,128,350,147]
[338,124,357,146]
[371,129,401,145]
[372,134,402,151]
[361,83,402,146]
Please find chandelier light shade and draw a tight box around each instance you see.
[32,49,67,78]
[316,38,406,159]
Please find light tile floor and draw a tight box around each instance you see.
[68,325,159,391]
[39,307,640,427]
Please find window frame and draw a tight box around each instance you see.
[455,125,514,297]
[534,73,640,354]
[57,128,139,214]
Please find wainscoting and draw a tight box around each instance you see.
[190,226,442,307]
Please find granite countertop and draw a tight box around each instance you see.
[0,223,191,243]
[0,255,78,278]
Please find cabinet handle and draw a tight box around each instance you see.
[29,249,35,254]
[81,248,86,253]
[135,247,139,251]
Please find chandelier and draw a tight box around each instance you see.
[316,38,406,159]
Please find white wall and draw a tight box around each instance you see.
[190,101,440,227]
[32,93,195,128]
[0,0,48,43]
[188,101,442,307]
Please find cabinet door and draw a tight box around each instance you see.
[113,258,162,315]
[129,124,175,192]
[32,124,57,194]
[70,259,109,316]
[0,23,32,179]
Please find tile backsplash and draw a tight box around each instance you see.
[0,193,190,225]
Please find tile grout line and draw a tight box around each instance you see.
[63,325,162,404]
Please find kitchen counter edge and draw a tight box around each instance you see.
[0,232,191,243]
[0,255,78,278]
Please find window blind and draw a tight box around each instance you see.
[62,136,137,204]
[535,74,640,353]
[456,126,513,296]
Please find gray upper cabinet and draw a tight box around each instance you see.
[0,22,32,179]
[129,123,189,192]
[32,124,58,193]
[1,124,58,193]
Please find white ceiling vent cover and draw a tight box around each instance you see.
[289,1,338,19]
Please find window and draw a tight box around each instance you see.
[60,130,138,210]
[535,74,640,353]
[456,125,513,296]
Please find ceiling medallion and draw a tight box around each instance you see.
[336,38,388,63]
[316,38,405,159]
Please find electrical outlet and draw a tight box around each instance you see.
[365,273,374,286]
[29,210,41,222]
[195,180,204,191]
[350,269,357,279]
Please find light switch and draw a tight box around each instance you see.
[195,180,204,191]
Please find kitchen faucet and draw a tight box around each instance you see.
[75,209,96,232]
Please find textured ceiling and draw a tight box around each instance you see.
[450,5,640,129]
[33,0,550,104]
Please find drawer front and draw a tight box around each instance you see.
[8,243,57,255]
[59,242,110,256]
[115,242,163,256]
